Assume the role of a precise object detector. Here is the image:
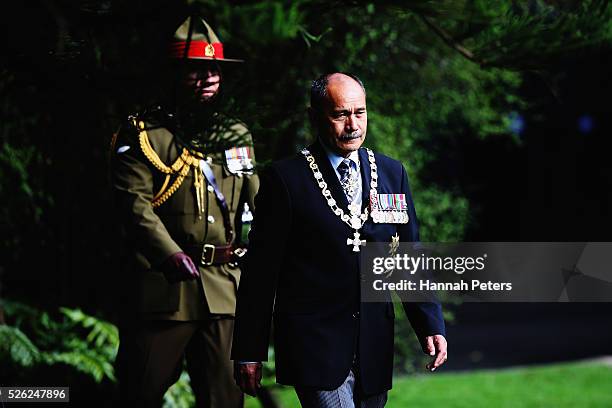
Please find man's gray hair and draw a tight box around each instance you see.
[310,72,366,112]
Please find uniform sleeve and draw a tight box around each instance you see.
[232,129,260,244]
[231,165,290,361]
[242,173,260,214]
[235,170,260,243]
[238,131,260,215]
[111,126,181,266]
[397,164,446,339]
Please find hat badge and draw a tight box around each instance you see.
[169,16,243,62]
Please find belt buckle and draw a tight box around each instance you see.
[201,244,216,266]
[229,247,247,267]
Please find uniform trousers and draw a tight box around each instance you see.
[295,369,388,408]
[115,318,242,408]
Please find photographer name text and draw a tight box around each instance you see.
[372,279,513,292]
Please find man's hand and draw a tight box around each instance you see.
[422,334,448,372]
[234,362,262,397]
[160,252,200,283]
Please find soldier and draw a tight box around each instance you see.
[111,15,258,407]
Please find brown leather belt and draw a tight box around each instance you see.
[185,244,246,266]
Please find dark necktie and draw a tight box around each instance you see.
[338,159,350,181]
[337,159,354,202]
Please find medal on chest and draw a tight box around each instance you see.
[224,146,254,175]
[370,193,409,224]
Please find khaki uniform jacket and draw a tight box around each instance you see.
[111,117,259,320]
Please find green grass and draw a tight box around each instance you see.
[245,361,612,408]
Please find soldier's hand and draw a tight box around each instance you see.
[423,334,448,372]
[234,362,262,397]
[161,252,200,283]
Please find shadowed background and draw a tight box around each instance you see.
[1,1,611,407]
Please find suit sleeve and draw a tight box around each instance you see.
[397,164,446,339]
[111,127,181,266]
[231,165,290,361]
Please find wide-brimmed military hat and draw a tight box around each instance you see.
[169,16,243,63]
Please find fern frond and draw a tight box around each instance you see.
[0,325,41,367]
[43,349,116,383]
[60,307,119,358]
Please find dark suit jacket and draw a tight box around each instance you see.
[231,141,445,395]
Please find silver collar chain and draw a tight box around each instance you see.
[301,148,378,252]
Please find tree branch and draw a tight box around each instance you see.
[419,14,479,63]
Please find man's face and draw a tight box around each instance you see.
[177,62,221,105]
[314,74,367,157]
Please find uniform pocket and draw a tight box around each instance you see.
[139,269,180,313]
[221,263,241,290]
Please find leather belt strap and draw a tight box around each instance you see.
[199,160,234,244]
[184,244,246,266]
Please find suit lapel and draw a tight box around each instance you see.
[310,141,350,215]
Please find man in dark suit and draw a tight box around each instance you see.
[232,72,447,407]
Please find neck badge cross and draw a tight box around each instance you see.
[347,231,366,252]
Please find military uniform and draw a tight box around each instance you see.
[111,112,259,407]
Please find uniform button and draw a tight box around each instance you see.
[352,312,360,319]
[207,215,215,224]
[207,185,214,193]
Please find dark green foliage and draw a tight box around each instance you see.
[164,371,196,408]
[0,325,40,367]
[0,300,196,406]
[1,300,118,383]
